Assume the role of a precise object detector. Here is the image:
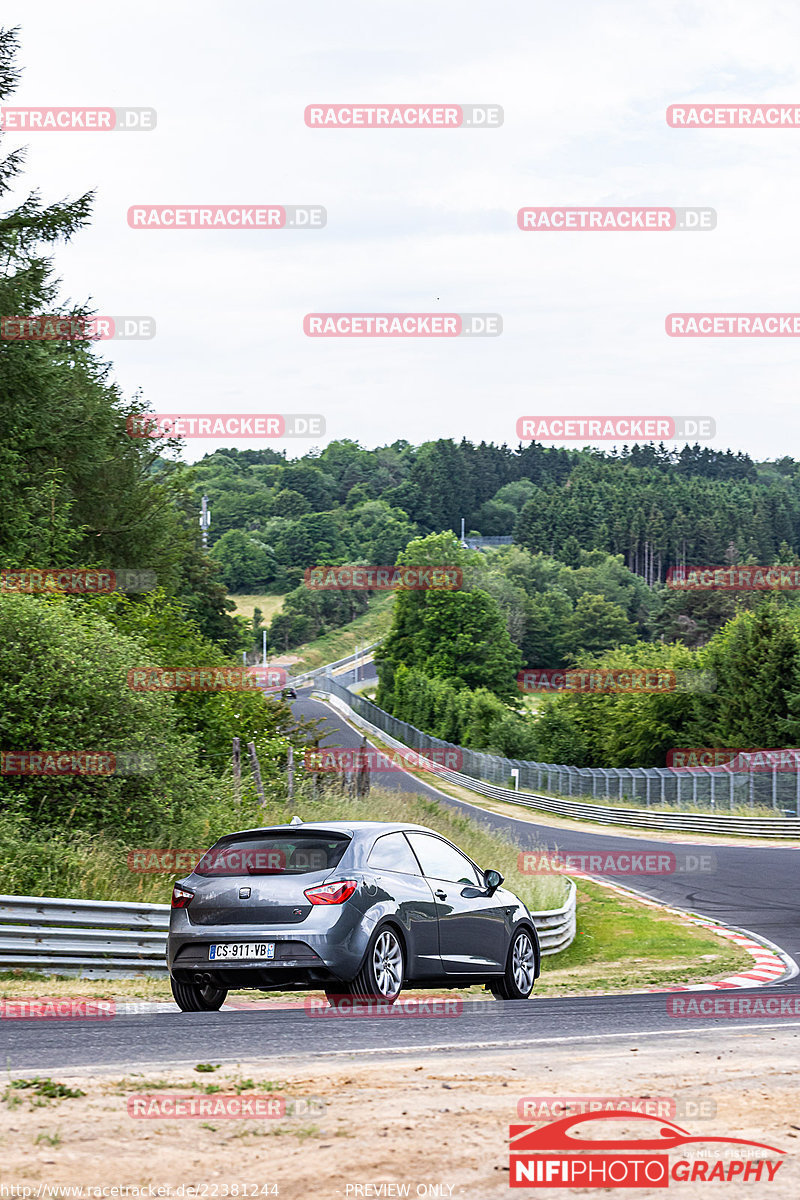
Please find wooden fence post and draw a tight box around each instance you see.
[357,735,370,797]
[311,738,319,799]
[232,737,241,805]
[247,741,266,806]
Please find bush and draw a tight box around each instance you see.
[0,594,212,837]
[0,593,302,838]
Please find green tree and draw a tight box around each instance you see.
[418,590,522,697]
[565,593,637,658]
[343,500,416,563]
[209,530,278,591]
[273,513,345,568]
[697,600,800,747]
[271,488,310,518]
[0,28,239,648]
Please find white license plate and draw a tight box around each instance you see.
[208,942,275,961]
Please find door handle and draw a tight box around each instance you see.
[435,889,447,900]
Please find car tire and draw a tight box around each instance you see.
[489,927,537,1000]
[170,976,228,1012]
[346,926,405,1004]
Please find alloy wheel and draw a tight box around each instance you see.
[512,931,536,994]
[372,929,403,996]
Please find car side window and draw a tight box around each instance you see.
[405,833,482,886]
[367,832,422,875]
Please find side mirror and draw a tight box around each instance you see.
[484,868,504,894]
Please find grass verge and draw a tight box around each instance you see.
[228,594,285,624]
[291,593,395,671]
[533,877,752,994]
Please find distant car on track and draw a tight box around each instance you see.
[167,820,540,1011]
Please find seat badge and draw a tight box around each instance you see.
[239,886,251,899]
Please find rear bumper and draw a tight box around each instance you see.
[167,910,373,985]
[170,937,338,988]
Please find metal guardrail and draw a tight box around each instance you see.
[529,880,576,955]
[289,641,380,688]
[462,536,514,549]
[0,871,575,978]
[312,680,800,819]
[318,681,800,839]
[441,772,800,838]
[0,894,170,978]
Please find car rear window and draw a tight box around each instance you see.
[195,833,350,876]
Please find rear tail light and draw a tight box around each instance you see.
[171,885,194,909]
[303,879,357,905]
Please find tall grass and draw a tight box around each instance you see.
[0,783,566,911]
[292,594,396,671]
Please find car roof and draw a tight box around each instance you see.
[214,820,438,842]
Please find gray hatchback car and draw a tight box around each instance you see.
[167,819,540,1010]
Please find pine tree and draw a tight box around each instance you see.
[0,27,239,645]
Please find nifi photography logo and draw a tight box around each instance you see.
[509,1110,784,1187]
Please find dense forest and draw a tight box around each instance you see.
[368,531,800,770]
[192,440,799,594]
[187,438,800,655]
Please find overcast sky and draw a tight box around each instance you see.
[3,0,800,462]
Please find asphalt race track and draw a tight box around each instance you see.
[4,677,800,1073]
[7,995,800,1075]
[296,681,800,967]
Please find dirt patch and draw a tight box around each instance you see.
[2,1028,798,1197]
